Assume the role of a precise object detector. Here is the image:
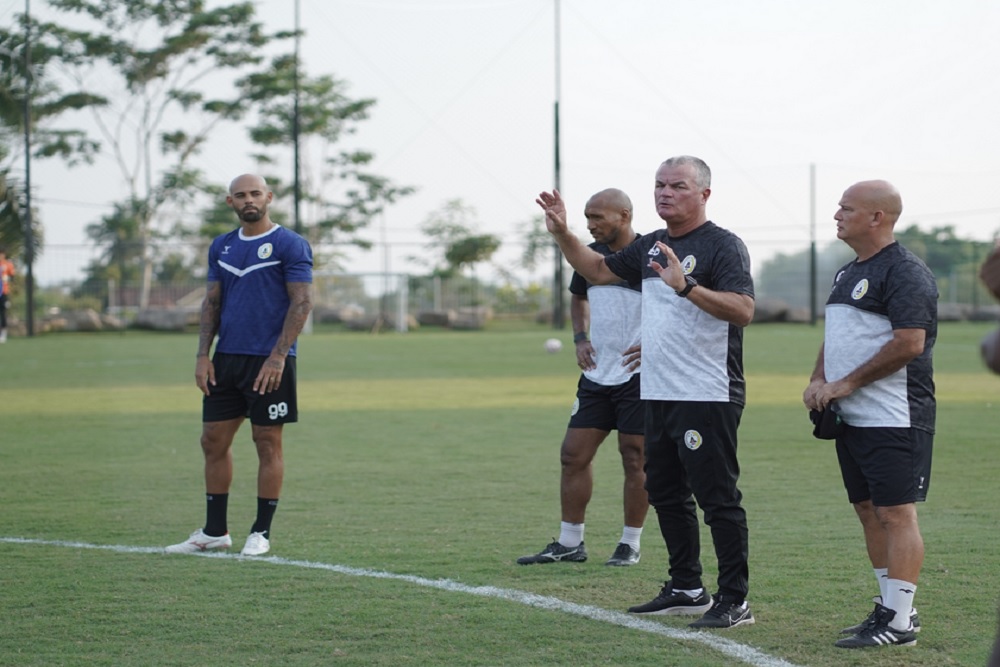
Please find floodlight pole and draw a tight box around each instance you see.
[22,0,35,336]
[809,163,817,325]
[551,0,565,329]
[292,0,302,234]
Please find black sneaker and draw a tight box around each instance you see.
[627,581,713,615]
[516,540,587,565]
[688,596,755,629]
[835,606,917,648]
[605,543,640,567]
[839,596,920,635]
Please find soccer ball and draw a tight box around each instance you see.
[544,338,563,353]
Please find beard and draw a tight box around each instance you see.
[236,205,265,222]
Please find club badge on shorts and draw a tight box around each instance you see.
[684,429,703,451]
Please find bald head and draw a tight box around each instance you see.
[586,188,633,216]
[229,173,269,195]
[835,179,905,258]
[227,173,274,225]
[583,188,635,251]
[846,180,903,226]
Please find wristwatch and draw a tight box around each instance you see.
[676,275,698,298]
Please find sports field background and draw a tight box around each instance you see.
[1,322,999,666]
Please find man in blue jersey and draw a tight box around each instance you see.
[166,174,313,557]
[518,188,647,567]
[803,180,937,649]
[537,156,756,629]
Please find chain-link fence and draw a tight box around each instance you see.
[4,238,999,337]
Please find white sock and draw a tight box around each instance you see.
[620,525,643,551]
[884,578,917,631]
[558,522,584,548]
[874,567,889,601]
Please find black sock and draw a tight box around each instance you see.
[204,493,229,537]
[250,497,279,538]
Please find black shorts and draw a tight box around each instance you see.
[203,353,298,426]
[567,374,644,435]
[836,425,933,506]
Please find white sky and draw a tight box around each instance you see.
[12,0,1000,285]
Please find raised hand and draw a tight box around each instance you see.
[536,189,568,234]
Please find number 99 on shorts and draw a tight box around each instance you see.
[268,402,289,420]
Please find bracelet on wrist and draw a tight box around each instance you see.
[573,331,589,344]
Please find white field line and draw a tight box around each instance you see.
[2,537,805,667]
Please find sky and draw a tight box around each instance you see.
[9,0,1000,286]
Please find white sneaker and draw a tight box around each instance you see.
[164,529,232,554]
[241,531,270,556]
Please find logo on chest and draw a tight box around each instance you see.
[645,247,697,276]
[851,279,869,300]
[258,243,273,260]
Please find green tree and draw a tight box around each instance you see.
[516,214,554,272]
[416,199,502,279]
[895,224,994,305]
[755,240,853,309]
[489,213,558,315]
[755,223,998,309]
[236,53,414,267]
[0,16,102,257]
[75,199,144,301]
[41,0,287,307]
[0,170,32,255]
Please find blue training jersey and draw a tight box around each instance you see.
[207,224,313,357]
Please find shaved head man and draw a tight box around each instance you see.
[166,173,313,558]
[518,187,648,568]
[804,180,938,649]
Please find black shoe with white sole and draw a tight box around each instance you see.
[516,540,587,565]
[627,581,713,615]
[835,606,917,648]
[839,596,920,635]
[688,596,755,629]
[605,543,640,566]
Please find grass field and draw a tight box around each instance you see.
[2,321,1000,667]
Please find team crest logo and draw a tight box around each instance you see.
[258,243,273,260]
[681,255,696,275]
[684,430,703,451]
[851,279,869,300]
